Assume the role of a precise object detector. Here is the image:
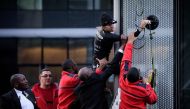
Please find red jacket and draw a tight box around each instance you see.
[119,43,157,109]
[32,83,58,109]
[57,71,80,109]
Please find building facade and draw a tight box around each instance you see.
[0,0,190,109]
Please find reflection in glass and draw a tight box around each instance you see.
[95,0,112,10]
[17,0,42,10]
[45,66,62,83]
[19,66,40,86]
[69,0,93,10]
[19,66,62,87]
[44,39,67,64]
[18,38,94,86]
[69,38,93,64]
[18,38,41,64]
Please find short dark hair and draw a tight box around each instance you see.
[62,59,78,74]
[40,67,51,74]
[127,67,140,83]
[101,12,117,26]
[10,73,24,87]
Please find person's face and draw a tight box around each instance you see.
[103,24,114,32]
[15,75,29,91]
[40,71,52,86]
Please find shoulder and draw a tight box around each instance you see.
[25,89,33,93]
[67,73,77,77]
[61,72,79,81]
[1,92,10,99]
[136,82,154,95]
[1,89,16,100]
[52,82,59,89]
[91,73,100,78]
[25,89,35,96]
[136,82,147,89]
[62,71,77,77]
[32,83,40,90]
[91,73,106,82]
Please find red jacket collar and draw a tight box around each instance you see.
[128,79,143,85]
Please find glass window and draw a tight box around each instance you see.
[18,38,42,64]
[18,38,94,86]
[43,0,67,10]
[46,66,62,83]
[69,0,93,10]
[43,0,112,10]
[94,0,112,10]
[19,66,40,86]
[19,66,62,87]
[69,38,93,64]
[44,39,67,64]
[17,0,42,10]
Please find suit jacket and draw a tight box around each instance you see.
[0,89,39,109]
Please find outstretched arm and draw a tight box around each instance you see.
[100,44,125,80]
[119,19,150,80]
[145,85,158,104]
[134,19,151,37]
[119,32,137,85]
[95,58,108,74]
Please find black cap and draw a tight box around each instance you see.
[101,13,117,26]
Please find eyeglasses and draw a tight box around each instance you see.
[41,74,52,78]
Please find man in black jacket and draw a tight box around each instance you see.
[0,73,39,109]
[93,13,150,70]
[93,13,127,69]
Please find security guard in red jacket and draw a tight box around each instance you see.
[119,32,157,109]
[57,59,80,109]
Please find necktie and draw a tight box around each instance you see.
[22,91,26,96]
[22,91,28,98]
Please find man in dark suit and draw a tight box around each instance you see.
[0,73,39,109]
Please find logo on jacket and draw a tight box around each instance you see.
[96,31,103,39]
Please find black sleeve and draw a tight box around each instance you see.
[100,51,123,80]
[134,29,141,37]
[104,33,121,41]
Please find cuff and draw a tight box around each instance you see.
[118,49,124,53]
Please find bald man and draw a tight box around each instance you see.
[0,73,39,109]
[71,33,138,109]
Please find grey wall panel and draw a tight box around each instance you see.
[178,0,190,108]
[122,0,173,108]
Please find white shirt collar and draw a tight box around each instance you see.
[14,88,34,109]
[14,88,22,94]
